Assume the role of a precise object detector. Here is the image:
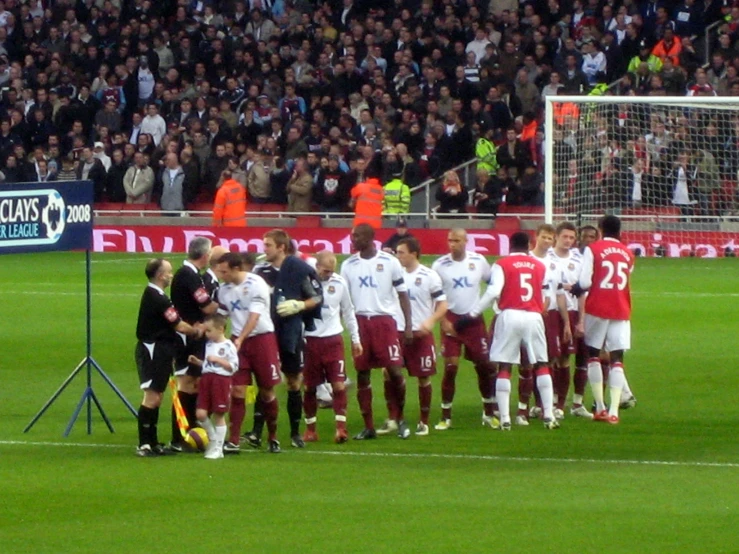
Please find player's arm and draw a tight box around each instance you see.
[470,264,504,318]
[422,273,448,333]
[340,285,363,357]
[235,312,260,349]
[573,246,594,296]
[276,274,323,316]
[575,293,586,338]
[556,291,572,343]
[174,320,203,338]
[187,355,203,366]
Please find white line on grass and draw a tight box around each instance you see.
[5,291,140,297]
[1,440,737,469]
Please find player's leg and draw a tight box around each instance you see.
[135,341,172,456]
[570,313,592,418]
[527,313,558,429]
[353,317,376,440]
[437,312,462,429]
[495,364,513,430]
[387,363,409,438]
[259,385,281,452]
[195,374,215,442]
[517,359,533,425]
[324,343,349,443]
[253,334,283,452]
[170,336,203,448]
[603,319,631,423]
[489,313,520,430]
[377,368,399,435]
[416,375,432,435]
[138,389,164,456]
[584,315,609,419]
[302,340,322,442]
[227,383,247,454]
[376,317,407,439]
[282,349,306,448]
[332,380,348,443]
[206,410,228,459]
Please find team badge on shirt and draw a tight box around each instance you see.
[550,263,557,270]
[328,285,336,294]
[376,264,384,272]
[468,263,475,270]
[415,277,422,286]
[568,263,576,271]
[218,348,225,356]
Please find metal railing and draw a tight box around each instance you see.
[408,158,479,218]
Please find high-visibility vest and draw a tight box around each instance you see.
[553,102,580,127]
[212,179,247,227]
[476,138,499,174]
[383,178,410,214]
[351,178,384,228]
[588,83,609,96]
[627,54,662,74]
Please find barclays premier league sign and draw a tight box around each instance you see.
[0,181,93,254]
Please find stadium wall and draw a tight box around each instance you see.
[93,225,738,257]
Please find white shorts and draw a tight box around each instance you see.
[489,310,548,365]
[584,315,631,352]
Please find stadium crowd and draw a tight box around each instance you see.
[0,0,736,216]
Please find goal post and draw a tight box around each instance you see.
[544,95,739,258]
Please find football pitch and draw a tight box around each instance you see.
[1,252,738,553]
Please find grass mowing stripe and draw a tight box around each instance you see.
[2,440,738,469]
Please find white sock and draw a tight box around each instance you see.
[496,377,511,424]
[622,374,633,398]
[587,359,606,412]
[199,418,215,440]
[608,364,625,417]
[214,425,227,451]
[517,402,527,411]
[572,394,584,406]
[536,372,554,421]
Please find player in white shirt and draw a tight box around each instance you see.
[188,313,239,459]
[214,252,283,454]
[431,228,496,430]
[522,224,571,423]
[396,237,448,436]
[303,251,363,444]
[340,223,413,441]
[550,222,592,418]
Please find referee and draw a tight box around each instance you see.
[252,229,323,448]
[136,258,203,457]
[169,237,219,450]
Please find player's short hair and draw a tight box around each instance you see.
[204,313,227,329]
[217,252,245,269]
[556,221,577,235]
[188,236,212,260]
[599,215,621,238]
[264,229,291,252]
[510,232,531,252]
[145,258,166,280]
[579,224,598,237]
[354,223,375,239]
[398,236,421,256]
[241,252,258,267]
[536,223,556,236]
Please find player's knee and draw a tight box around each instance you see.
[142,390,162,408]
[610,351,624,364]
[419,377,431,387]
[286,374,302,390]
[259,387,275,401]
[332,381,346,392]
[231,385,246,399]
[196,408,208,421]
[445,357,460,367]
[357,371,371,387]
[587,347,601,359]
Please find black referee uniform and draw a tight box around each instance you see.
[203,267,220,300]
[135,283,183,450]
[169,260,212,440]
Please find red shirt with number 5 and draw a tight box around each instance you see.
[495,253,548,313]
[580,238,634,320]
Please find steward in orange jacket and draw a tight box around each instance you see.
[212,177,247,227]
[350,177,384,229]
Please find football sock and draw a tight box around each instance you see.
[214,425,227,452]
[228,397,245,444]
[556,365,570,410]
[252,396,265,438]
[287,389,302,436]
[441,363,458,420]
[475,364,494,416]
[536,367,554,421]
[608,363,626,417]
[180,391,198,428]
[587,358,606,412]
[263,396,278,441]
[518,367,533,409]
[303,387,318,422]
[495,371,511,424]
[333,388,347,426]
[390,373,406,421]
[533,379,542,409]
[199,417,215,440]
[383,378,398,421]
[357,384,374,430]
[171,404,181,443]
[419,383,432,425]
[573,366,588,400]
[138,405,156,447]
[622,374,633,398]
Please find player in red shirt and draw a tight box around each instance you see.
[573,215,634,424]
[467,232,562,430]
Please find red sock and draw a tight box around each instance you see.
[574,367,588,397]
[263,397,278,441]
[441,364,457,420]
[419,384,432,424]
[556,365,570,410]
[333,387,347,429]
[228,397,245,444]
[357,385,374,430]
[518,367,533,412]
[303,387,317,426]
[391,373,406,420]
[383,379,398,421]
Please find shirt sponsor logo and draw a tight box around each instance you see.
[164,306,179,322]
[194,287,210,303]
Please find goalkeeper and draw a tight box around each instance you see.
[261,229,324,449]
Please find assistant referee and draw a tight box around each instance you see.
[136,258,203,457]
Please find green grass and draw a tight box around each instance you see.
[1,253,738,553]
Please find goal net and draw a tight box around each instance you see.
[544,95,739,258]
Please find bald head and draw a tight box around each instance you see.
[315,250,337,281]
[209,245,229,267]
[448,228,468,260]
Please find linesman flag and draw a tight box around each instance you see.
[168,377,189,438]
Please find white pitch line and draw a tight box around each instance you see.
[5,291,140,298]
[1,439,737,469]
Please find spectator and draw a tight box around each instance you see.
[160,152,186,213]
[216,157,247,189]
[140,103,167,147]
[92,142,111,172]
[287,158,313,212]
[435,170,468,215]
[314,154,349,212]
[212,172,247,227]
[247,149,273,204]
[76,146,107,201]
[106,148,129,203]
[496,128,531,178]
[270,156,291,205]
[472,168,503,216]
[652,28,682,67]
[123,151,155,204]
[204,143,229,196]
